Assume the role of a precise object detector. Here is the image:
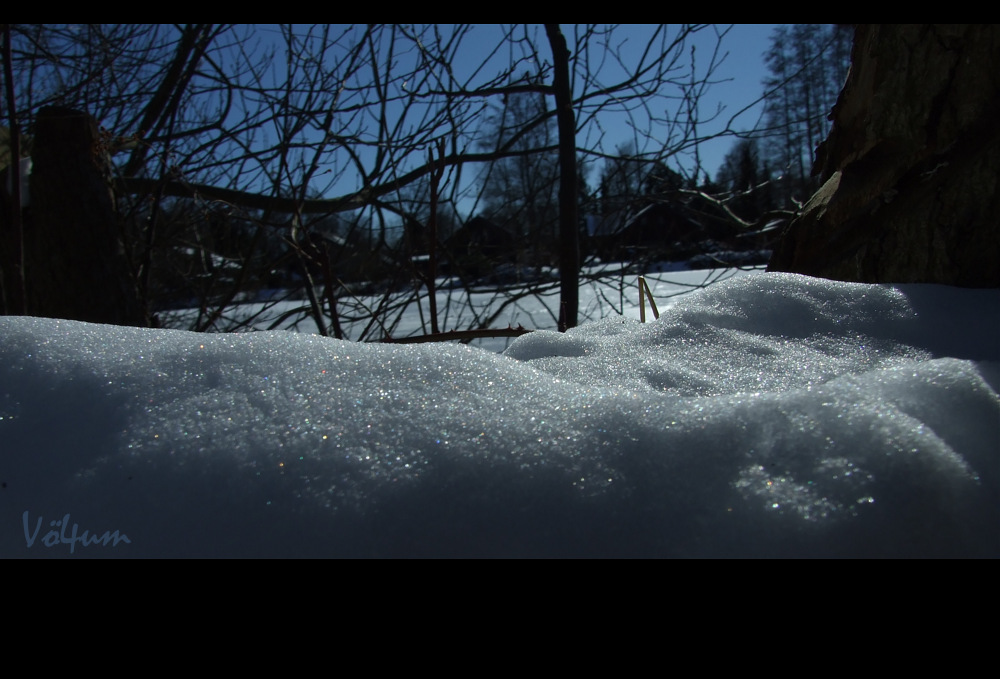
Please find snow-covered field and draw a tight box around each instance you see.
[159,265,749,351]
[1,270,997,557]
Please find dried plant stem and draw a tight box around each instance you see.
[638,276,659,322]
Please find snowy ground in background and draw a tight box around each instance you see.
[1,271,997,557]
[158,265,752,353]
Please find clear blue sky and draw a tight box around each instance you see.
[687,24,779,174]
[439,24,780,178]
[263,24,783,211]
[582,23,780,178]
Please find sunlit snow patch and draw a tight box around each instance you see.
[1,272,997,557]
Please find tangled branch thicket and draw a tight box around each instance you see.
[1,24,772,341]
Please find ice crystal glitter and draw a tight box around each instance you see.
[0,273,997,557]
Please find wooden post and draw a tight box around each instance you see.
[26,106,146,325]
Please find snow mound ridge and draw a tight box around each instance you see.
[1,272,997,557]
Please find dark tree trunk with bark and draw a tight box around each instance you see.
[768,24,1000,287]
[22,107,146,325]
[1,23,26,314]
[545,24,580,330]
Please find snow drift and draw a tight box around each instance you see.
[1,272,997,557]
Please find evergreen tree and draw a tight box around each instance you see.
[715,138,774,222]
[758,24,853,207]
[598,144,645,216]
[599,145,682,217]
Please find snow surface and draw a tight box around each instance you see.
[1,272,997,557]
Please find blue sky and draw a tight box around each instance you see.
[255,24,783,214]
[435,24,780,176]
[687,24,779,173]
[583,23,780,177]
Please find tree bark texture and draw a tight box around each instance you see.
[768,24,1000,287]
[545,24,580,330]
[23,107,146,325]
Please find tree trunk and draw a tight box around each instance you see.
[1,23,26,315]
[545,24,580,330]
[24,106,146,325]
[768,24,1000,287]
